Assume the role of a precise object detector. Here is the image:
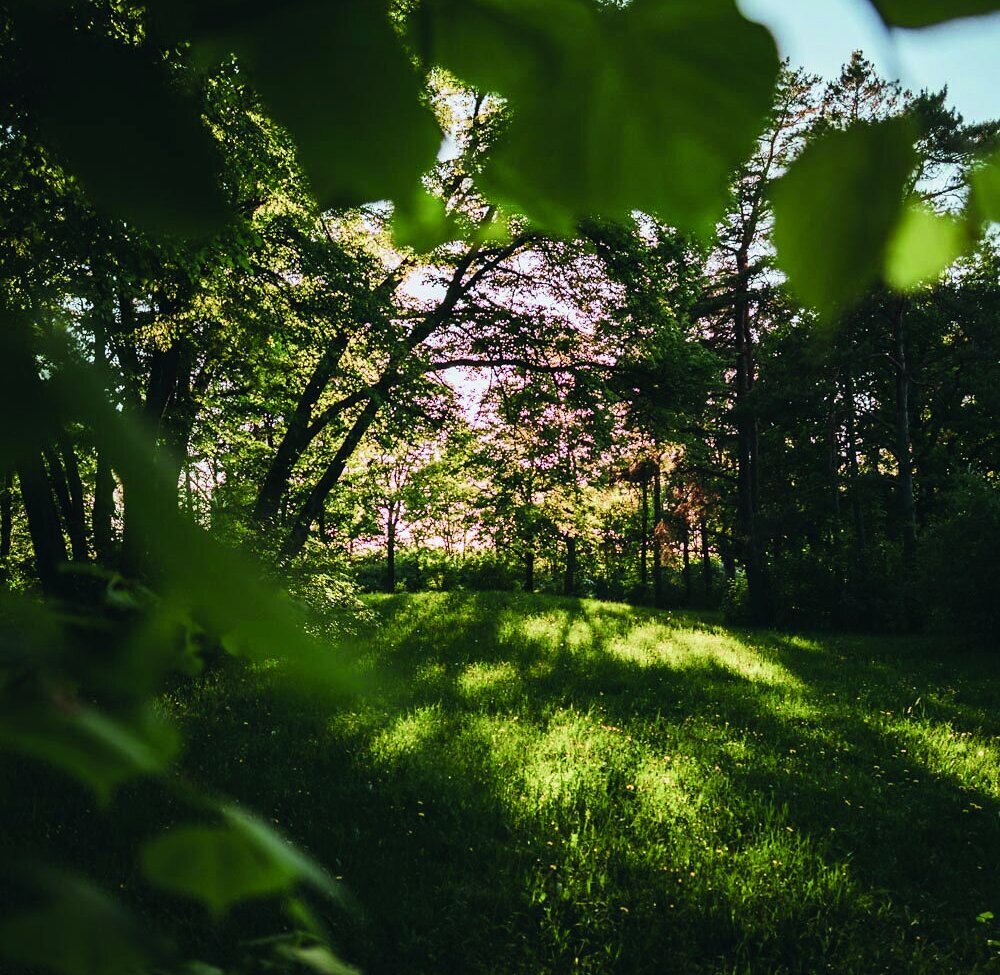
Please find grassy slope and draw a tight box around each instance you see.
[175,592,1000,974]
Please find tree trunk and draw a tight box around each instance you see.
[1,470,12,562]
[284,393,384,559]
[734,249,772,625]
[254,336,348,523]
[892,299,917,566]
[682,523,693,604]
[92,314,115,562]
[17,452,68,592]
[892,298,918,629]
[844,369,867,566]
[652,468,663,606]
[639,479,648,589]
[524,546,535,593]
[385,507,396,592]
[564,535,577,597]
[44,445,88,561]
[700,515,712,597]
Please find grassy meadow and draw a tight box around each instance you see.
[165,592,999,974]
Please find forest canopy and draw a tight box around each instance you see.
[1,1,999,973]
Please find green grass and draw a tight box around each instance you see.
[172,592,1000,974]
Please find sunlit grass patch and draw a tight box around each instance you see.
[172,591,1000,975]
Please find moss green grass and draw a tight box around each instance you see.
[172,592,1000,974]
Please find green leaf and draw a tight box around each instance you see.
[885,203,967,289]
[970,151,1000,225]
[0,877,148,975]
[222,805,345,904]
[414,0,779,234]
[978,911,996,923]
[867,1,1000,28]
[150,0,441,209]
[278,945,360,975]
[141,825,298,916]
[773,117,917,316]
[142,806,343,915]
[392,190,461,253]
[0,705,179,803]
[17,16,227,236]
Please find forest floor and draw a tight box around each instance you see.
[172,592,1000,974]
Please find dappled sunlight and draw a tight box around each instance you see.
[668,630,805,689]
[596,615,806,694]
[879,716,1000,798]
[516,710,632,813]
[457,660,524,708]
[370,704,446,763]
[171,593,1000,974]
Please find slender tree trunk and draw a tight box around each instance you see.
[639,479,648,589]
[17,452,68,592]
[385,508,396,592]
[734,250,771,624]
[92,315,115,562]
[682,523,693,604]
[892,299,917,566]
[700,515,712,597]
[254,336,348,523]
[284,394,384,558]
[564,535,577,597]
[44,445,88,561]
[524,546,535,593]
[892,298,918,629]
[652,468,663,606]
[1,470,12,563]
[844,369,867,566]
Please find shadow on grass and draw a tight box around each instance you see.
[170,592,1000,974]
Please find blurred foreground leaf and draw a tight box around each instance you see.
[278,944,360,975]
[142,826,297,916]
[0,705,179,802]
[773,117,917,316]
[0,875,148,975]
[885,204,967,289]
[392,190,461,253]
[142,805,343,916]
[414,0,779,234]
[868,1,1000,27]
[14,13,226,236]
[150,0,441,210]
[970,150,1000,224]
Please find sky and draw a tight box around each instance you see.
[737,0,1000,122]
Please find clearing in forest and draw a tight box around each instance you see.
[175,592,1000,974]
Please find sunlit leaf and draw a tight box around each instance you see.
[867,0,1000,27]
[773,117,917,316]
[414,0,779,234]
[0,876,148,975]
[885,203,967,289]
[150,0,441,209]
